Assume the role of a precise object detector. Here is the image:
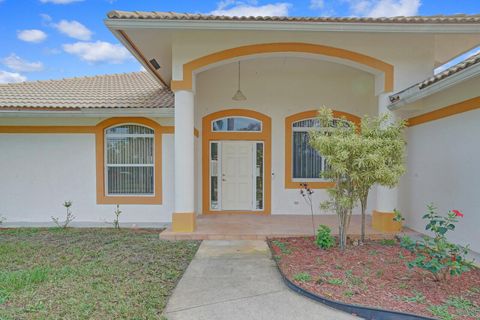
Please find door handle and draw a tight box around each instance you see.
[222,178,226,182]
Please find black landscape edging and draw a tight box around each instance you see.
[267,241,436,320]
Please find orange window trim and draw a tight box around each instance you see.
[95,117,164,205]
[407,96,480,127]
[171,42,394,93]
[285,110,361,189]
[202,109,272,215]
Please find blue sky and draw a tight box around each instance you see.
[0,0,479,83]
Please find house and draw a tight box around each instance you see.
[0,11,479,251]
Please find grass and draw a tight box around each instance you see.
[0,228,200,319]
[271,240,291,254]
[327,278,344,286]
[427,304,455,320]
[401,290,426,304]
[293,272,312,282]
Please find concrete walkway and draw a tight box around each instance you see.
[164,240,359,320]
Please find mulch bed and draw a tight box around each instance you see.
[269,237,480,320]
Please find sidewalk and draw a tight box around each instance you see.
[163,240,359,320]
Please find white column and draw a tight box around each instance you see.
[174,90,195,214]
[376,92,398,212]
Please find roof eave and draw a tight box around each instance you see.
[0,107,175,118]
[388,63,480,110]
[104,18,480,34]
[106,25,169,88]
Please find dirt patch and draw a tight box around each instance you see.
[269,237,480,320]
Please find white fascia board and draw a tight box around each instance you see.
[388,64,480,110]
[105,19,480,34]
[0,108,175,118]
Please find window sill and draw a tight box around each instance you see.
[97,195,162,205]
[285,180,335,189]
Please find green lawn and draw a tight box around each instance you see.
[0,228,200,319]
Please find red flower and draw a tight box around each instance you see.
[452,210,464,217]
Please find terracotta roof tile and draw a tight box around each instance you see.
[389,52,480,103]
[107,11,480,24]
[419,51,480,89]
[0,72,173,109]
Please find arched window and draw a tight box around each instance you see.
[105,124,155,195]
[212,117,262,132]
[285,110,360,189]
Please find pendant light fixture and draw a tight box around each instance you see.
[232,61,247,101]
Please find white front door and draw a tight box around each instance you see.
[221,141,254,210]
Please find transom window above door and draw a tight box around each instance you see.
[212,116,262,132]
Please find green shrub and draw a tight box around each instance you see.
[315,224,335,249]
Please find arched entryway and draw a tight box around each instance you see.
[171,42,394,93]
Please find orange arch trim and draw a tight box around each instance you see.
[285,109,361,189]
[171,42,394,92]
[95,117,164,205]
[202,109,272,215]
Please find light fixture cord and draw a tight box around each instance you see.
[238,61,241,90]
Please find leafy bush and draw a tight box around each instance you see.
[392,208,405,223]
[400,204,474,281]
[315,224,335,249]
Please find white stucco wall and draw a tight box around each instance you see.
[398,109,480,253]
[195,57,378,215]
[0,132,175,225]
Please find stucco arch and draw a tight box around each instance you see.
[171,42,394,93]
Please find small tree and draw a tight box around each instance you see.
[309,107,359,250]
[352,114,406,242]
[51,201,75,228]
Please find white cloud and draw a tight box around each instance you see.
[54,20,92,40]
[62,41,132,64]
[2,54,44,72]
[17,29,47,43]
[40,0,83,4]
[309,0,324,10]
[0,70,27,84]
[211,1,291,16]
[341,0,420,17]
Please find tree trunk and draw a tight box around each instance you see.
[360,193,368,243]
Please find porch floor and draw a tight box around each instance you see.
[160,214,397,240]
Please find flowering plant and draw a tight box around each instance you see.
[400,204,474,281]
